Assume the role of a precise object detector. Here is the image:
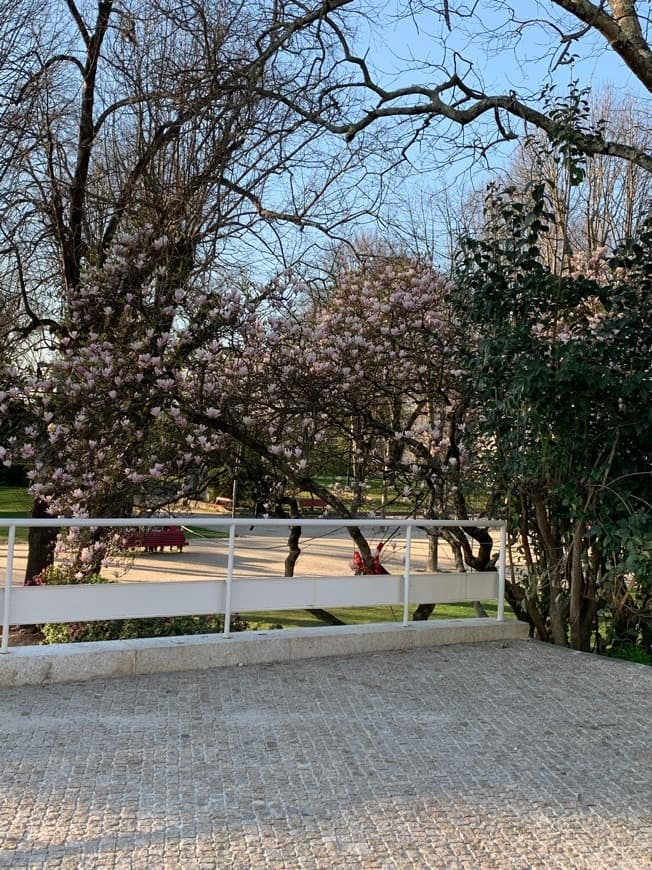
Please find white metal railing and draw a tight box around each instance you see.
[1,517,507,653]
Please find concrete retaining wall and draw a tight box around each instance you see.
[0,618,529,686]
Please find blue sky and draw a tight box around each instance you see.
[236,3,651,272]
[332,3,650,251]
[361,1,648,99]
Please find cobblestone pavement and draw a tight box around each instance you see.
[0,639,650,869]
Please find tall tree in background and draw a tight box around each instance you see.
[0,0,376,577]
[503,88,652,273]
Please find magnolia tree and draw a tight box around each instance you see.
[302,252,497,572]
[169,251,499,579]
[0,0,386,579]
[1,239,507,592]
[0,228,248,575]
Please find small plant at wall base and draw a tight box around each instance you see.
[39,614,231,645]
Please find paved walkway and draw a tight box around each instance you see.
[3,526,449,586]
[0,639,650,869]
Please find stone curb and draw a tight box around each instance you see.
[0,618,529,686]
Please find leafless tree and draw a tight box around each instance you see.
[0,0,383,578]
[272,2,652,174]
[3,1,650,349]
[497,89,652,271]
[0,0,383,350]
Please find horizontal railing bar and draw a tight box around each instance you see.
[2,573,499,624]
[0,516,505,530]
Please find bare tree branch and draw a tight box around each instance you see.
[552,1,652,89]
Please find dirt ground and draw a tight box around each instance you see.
[7,625,44,646]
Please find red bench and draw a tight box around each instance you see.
[297,497,328,512]
[124,526,188,553]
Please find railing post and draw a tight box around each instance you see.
[402,525,412,627]
[1,525,17,654]
[497,522,506,622]
[223,522,236,638]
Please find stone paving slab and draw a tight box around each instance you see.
[0,639,650,869]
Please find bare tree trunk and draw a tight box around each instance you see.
[412,529,439,621]
[533,495,568,646]
[285,524,302,576]
[523,592,549,640]
[427,529,439,570]
[519,491,535,572]
[285,524,344,626]
[502,534,534,632]
[24,499,57,584]
[569,518,587,650]
[582,538,601,648]
[412,604,435,620]
[445,534,465,571]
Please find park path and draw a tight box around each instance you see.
[2,522,451,585]
[0,639,650,868]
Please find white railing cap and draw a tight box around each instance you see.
[0,516,505,530]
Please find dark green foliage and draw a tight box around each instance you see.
[40,614,228,645]
[541,82,594,186]
[454,183,651,652]
[607,643,652,667]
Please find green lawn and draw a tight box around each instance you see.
[182,526,229,540]
[0,487,32,542]
[238,600,510,630]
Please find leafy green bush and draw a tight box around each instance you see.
[453,184,652,652]
[36,565,248,643]
[40,613,228,644]
[606,644,652,667]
